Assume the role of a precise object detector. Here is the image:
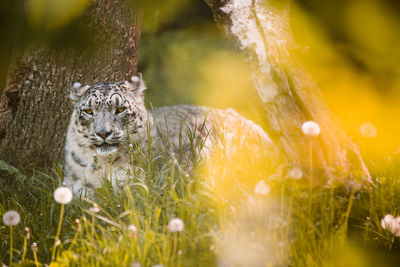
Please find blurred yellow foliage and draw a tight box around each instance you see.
[292,0,400,159]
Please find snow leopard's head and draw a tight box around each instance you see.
[69,73,147,156]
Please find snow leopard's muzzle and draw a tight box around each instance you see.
[88,111,124,155]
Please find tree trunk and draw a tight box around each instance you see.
[204,0,372,185]
[0,0,141,167]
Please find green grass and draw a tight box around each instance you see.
[1,134,400,266]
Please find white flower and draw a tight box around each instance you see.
[254,180,270,195]
[286,168,303,180]
[381,214,400,236]
[128,224,137,234]
[2,210,20,226]
[153,265,164,267]
[360,122,377,138]
[167,218,184,232]
[301,121,320,136]
[89,204,100,213]
[54,187,73,204]
[381,214,394,230]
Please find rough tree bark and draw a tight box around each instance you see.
[0,0,141,167]
[204,0,372,185]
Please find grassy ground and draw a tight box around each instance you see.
[1,134,400,266]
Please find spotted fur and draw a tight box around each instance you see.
[64,74,272,196]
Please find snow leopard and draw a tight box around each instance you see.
[63,73,272,195]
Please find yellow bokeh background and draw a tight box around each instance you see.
[291,0,400,159]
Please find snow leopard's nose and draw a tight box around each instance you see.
[96,130,113,140]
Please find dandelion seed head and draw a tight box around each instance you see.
[301,121,320,136]
[348,180,362,191]
[380,214,394,230]
[2,210,20,226]
[286,167,303,180]
[360,122,377,138]
[167,218,184,232]
[32,242,38,252]
[89,204,100,213]
[24,226,31,239]
[128,224,137,234]
[254,180,270,195]
[74,218,82,232]
[381,214,400,236]
[54,187,73,204]
[128,224,137,238]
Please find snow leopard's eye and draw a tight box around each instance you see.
[83,109,93,115]
[116,107,126,114]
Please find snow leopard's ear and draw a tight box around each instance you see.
[126,73,146,95]
[69,82,90,102]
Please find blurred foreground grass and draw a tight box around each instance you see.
[1,131,400,266]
